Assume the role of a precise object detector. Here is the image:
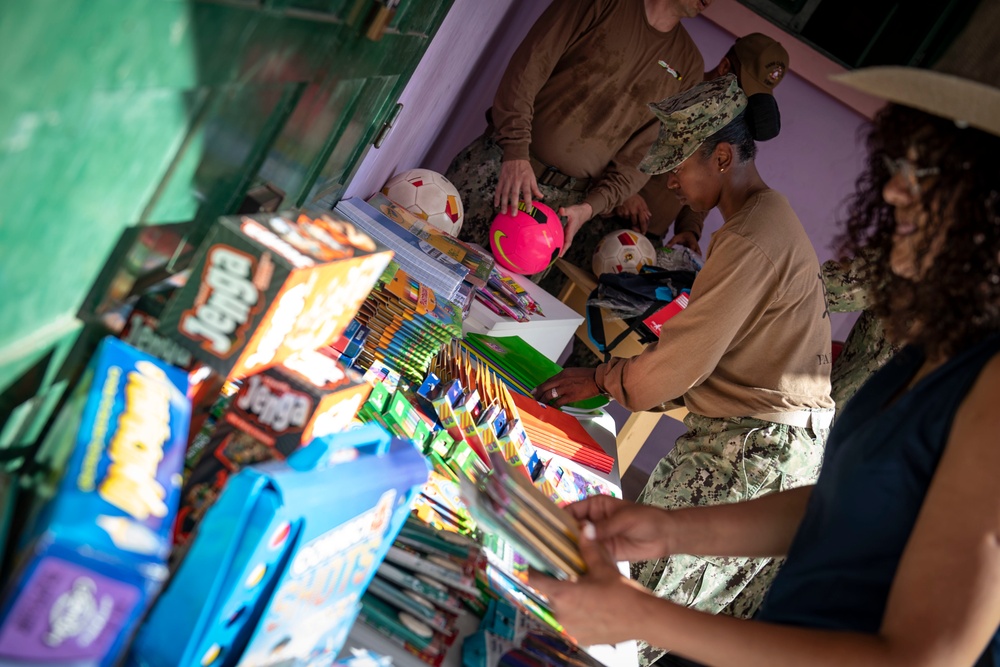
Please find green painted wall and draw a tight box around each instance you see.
[0,0,453,437]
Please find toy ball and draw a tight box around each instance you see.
[592,228,657,276]
[382,168,465,236]
[489,201,564,275]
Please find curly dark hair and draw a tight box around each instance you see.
[839,103,1000,359]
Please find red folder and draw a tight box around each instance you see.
[510,392,614,473]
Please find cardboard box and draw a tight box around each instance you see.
[0,338,190,666]
[158,211,393,379]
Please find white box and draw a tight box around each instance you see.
[463,269,584,363]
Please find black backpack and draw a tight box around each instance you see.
[586,269,696,362]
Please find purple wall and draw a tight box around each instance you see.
[348,4,870,343]
[684,18,868,343]
[345,0,549,200]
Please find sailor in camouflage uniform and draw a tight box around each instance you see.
[534,76,834,667]
[444,0,709,289]
[822,255,899,415]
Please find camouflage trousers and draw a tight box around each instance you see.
[444,133,630,288]
[633,411,828,666]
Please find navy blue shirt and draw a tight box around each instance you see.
[756,335,1000,666]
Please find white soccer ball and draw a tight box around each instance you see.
[381,168,465,236]
[592,229,657,276]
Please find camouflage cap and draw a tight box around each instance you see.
[638,75,748,176]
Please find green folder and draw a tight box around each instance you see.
[463,333,609,411]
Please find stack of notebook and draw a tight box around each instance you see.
[461,451,586,581]
[462,333,607,412]
[459,334,614,473]
[336,198,470,304]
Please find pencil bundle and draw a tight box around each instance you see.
[354,262,464,383]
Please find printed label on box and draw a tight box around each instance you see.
[0,557,140,661]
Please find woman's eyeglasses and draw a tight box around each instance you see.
[883,156,940,196]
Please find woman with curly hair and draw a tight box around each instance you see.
[531,67,1000,667]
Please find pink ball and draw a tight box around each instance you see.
[489,202,564,275]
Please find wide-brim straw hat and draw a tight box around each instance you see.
[832,66,1000,138]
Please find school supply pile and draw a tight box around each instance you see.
[454,334,614,473]
[473,267,545,323]
[353,262,464,384]
[366,192,494,290]
[461,452,586,582]
[463,598,610,667]
[337,198,471,305]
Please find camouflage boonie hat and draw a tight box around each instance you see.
[638,75,748,175]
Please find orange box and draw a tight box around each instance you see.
[159,210,393,379]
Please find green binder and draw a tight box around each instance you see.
[463,333,609,411]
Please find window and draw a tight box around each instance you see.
[735,0,981,69]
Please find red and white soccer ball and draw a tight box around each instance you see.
[381,168,465,236]
[592,229,657,276]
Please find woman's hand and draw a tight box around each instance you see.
[566,495,674,563]
[495,159,544,216]
[532,368,600,408]
[558,203,593,256]
[529,523,652,646]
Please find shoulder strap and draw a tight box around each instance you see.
[586,292,664,363]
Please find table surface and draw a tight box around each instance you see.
[464,266,584,363]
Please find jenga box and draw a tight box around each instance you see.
[158,210,393,379]
[175,349,372,542]
[120,301,196,371]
